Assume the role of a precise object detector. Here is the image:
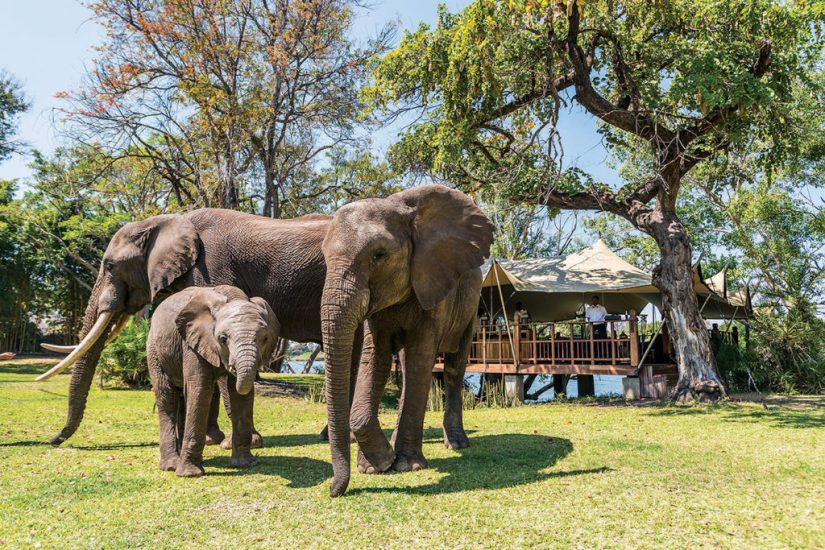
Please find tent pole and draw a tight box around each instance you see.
[493,262,518,368]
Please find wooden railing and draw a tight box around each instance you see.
[469,312,641,371]
[710,325,740,347]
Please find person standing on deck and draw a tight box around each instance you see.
[514,302,531,338]
[586,295,608,339]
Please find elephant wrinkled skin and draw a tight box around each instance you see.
[321,184,494,496]
[147,286,279,477]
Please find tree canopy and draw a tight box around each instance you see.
[364,0,824,399]
[0,71,29,162]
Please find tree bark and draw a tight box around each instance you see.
[301,345,322,374]
[649,212,725,402]
[269,338,289,373]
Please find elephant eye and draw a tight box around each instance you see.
[218,334,228,345]
[372,249,387,263]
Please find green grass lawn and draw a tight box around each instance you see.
[1,359,823,548]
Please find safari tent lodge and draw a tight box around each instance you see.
[433,241,751,400]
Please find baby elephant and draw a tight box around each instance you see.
[147,285,279,477]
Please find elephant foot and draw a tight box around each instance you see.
[443,428,470,450]
[356,447,395,475]
[175,462,205,478]
[229,454,257,468]
[205,426,225,446]
[220,431,263,450]
[392,450,428,472]
[159,456,179,471]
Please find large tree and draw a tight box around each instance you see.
[365,0,822,400]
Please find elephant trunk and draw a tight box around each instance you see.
[234,345,258,396]
[321,268,368,497]
[45,280,120,446]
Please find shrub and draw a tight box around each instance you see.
[748,310,825,394]
[715,341,760,393]
[99,319,150,389]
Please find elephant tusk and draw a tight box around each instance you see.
[105,314,130,345]
[38,314,128,362]
[40,343,77,354]
[36,312,114,382]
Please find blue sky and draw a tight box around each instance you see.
[0,0,618,185]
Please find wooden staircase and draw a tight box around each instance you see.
[638,363,678,398]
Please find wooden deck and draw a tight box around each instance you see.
[432,313,740,379]
[434,316,643,375]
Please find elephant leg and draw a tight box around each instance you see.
[226,376,257,468]
[351,324,395,474]
[442,321,474,450]
[205,383,224,446]
[176,356,214,478]
[218,377,263,450]
[150,365,180,471]
[392,340,437,472]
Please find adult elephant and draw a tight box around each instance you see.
[321,185,494,496]
[38,209,341,446]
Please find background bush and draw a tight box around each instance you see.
[716,311,825,395]
[749,310,825,394]
[98,319,150,389]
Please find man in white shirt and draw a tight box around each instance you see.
[586,295,608,339]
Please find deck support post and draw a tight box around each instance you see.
[577,375,595,397]
[504,375,525,402]
[553,374,567,396]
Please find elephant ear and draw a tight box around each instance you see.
[176,290,228,366]
[134,215,199,301]
[391,184,494,310]
[250,296,280,361]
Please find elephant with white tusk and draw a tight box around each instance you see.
[40,209,350,448]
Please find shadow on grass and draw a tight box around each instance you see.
[645,403,825,429]
[262,433,326,448]
[0,440,49,447]
[0,362,57,376]
[203,454,330,488]
[349,433,611,496]
[0,439,158,449]
[71,442,158,450]
[421,427,478,442]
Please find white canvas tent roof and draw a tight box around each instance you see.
[480,240,750,322]
[689,264,751,319]
[480,240,655,322]
[482,240,657,294]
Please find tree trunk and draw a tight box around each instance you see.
[301,345,322,374]
[650,213,725,402]
[269,338,289,372]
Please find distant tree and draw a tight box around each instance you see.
[63,0,394,214]
[0,146,173,344]
[0,71,29,161]
[283,145,403,216]
[365,0,823,401]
